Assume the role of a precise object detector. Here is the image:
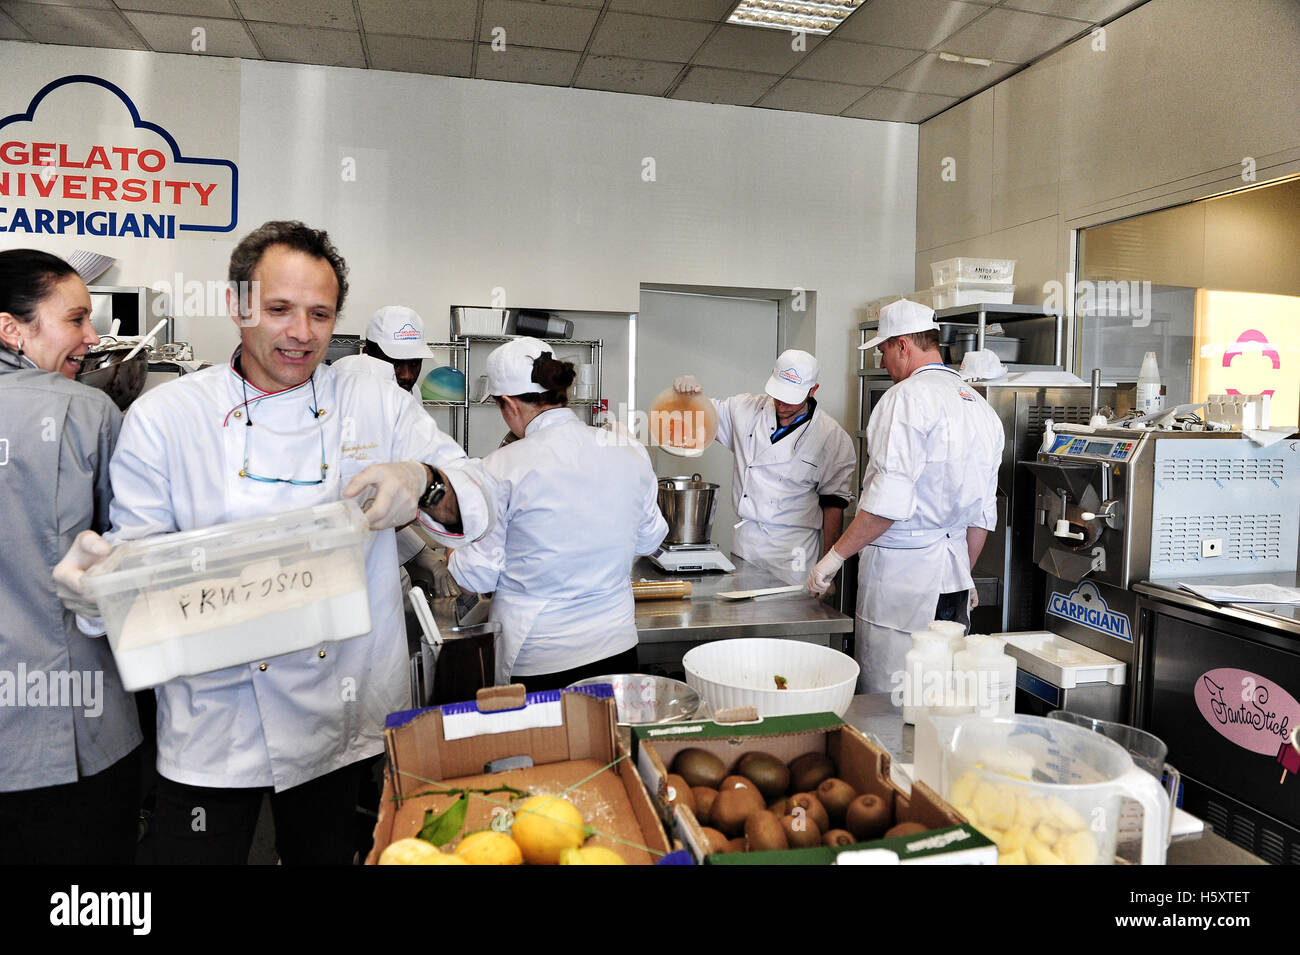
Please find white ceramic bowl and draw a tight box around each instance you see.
[683,638,859,718]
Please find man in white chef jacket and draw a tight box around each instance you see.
[806,300,1003,694]
[673,350,856,584]
[53,220,491,864]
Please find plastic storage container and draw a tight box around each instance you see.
[930,257,1016,286]
[952,635,1016,718]
[932,281,1015,310]
[82,500,372,691]
[903,630,952,725]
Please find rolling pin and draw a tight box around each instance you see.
[631,580,693,601]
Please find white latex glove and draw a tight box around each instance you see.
[53,529,112,616]
[408,547,461,598]
[673,374,702,394]
[344,460,427,531]
[968,587,979,612]
[806,547,846,596]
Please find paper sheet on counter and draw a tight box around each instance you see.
[1178,582,1300,605]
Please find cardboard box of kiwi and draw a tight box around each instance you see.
[367,685,674,864]
[634,712,995,865]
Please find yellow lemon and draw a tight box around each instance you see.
[511,795,587,865]
[454,829,523,865]
[559,845,627,865]
[378,837,465,865]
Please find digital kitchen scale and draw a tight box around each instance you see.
[649,543,735,574]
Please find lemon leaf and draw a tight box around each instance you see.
[419,793,468,846]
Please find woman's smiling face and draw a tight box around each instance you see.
[18,274,99,378]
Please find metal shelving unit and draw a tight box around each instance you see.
[422,334,603,454]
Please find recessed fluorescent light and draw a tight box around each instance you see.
[938,51,993,66]
[727,0,863,36]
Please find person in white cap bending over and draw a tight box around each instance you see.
[806,300,1003,694]
[673,349,856,584]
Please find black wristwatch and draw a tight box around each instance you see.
[419,465,447,510]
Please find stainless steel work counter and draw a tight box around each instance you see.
[1135,571,1300,638]
[631,554,854,668]
[840,692,1266,865]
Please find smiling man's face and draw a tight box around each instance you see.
[232,244,338,392]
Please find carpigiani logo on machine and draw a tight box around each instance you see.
[1046,581,1133,642]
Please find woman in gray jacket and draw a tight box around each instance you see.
[0,250,141,863]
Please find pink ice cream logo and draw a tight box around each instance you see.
[392,323,421,341]
[1194,668,1298,755]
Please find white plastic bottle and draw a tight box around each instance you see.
[1136,351,1163,415]
[953,635,1017,718]
[928,619,967,655]
[903,631,952,725]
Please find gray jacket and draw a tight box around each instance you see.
[0,348,141,791]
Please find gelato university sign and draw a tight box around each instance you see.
[0,74,237,238]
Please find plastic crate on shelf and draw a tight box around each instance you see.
[932,281,1015,310]
[930,257,1016,286]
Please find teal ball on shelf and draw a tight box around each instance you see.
[421,365,465,401]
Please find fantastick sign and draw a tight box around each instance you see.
[0,74,238,239]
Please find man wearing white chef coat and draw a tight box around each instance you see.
[806,300,1003,694]
[53,221,491,864]
[673,350,856,584]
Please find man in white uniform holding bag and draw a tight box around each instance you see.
[806,300,1003,694]
[54,220,491,864]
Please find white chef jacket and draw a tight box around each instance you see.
[449,408,667,683]
[855,364,1003,693]
[713,393,856,583]
[107,358,490,792]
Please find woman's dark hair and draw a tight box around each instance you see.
[497,354,576,407]
[228,220,349,314]
[0,249,78,328]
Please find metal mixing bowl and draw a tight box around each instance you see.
[568,673,702,726]
[76,344,149,411]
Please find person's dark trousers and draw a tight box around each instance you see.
[145,760,366,865]
[517,646,640,693]
[934,590,972,631]
[0,745,142,864]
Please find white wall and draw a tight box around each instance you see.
[0,41,918,430]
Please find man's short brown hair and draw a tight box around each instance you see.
[228,220,349,313]
[901,329,941,351]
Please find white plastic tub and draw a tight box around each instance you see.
[930,257,1016,286]
[82,500,372,690]
[932,281,1015,310]
[682,638,859,718]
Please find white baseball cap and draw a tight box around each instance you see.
[859,299,941,351]
[482,337,554,401]
[366,305,434,361]
[764,349,819,404]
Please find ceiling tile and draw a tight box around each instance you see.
[575,54,684,95]
[477,0,599,52]
[882,52,1018,96]
[608,0,736,20]
[692,24,821,73]
[791,38,922,85]
[588,12,713,61]
[358,0,477,41]
[940,7,1087,62]
[758,77,870,114]
[367,34,472,75]
[118,0,237,15]
[237,0,356,30]
[1,2,146,48]
[669,66,780,106]
[0,8,28,38]
[123,11,257,56]
[474,44,580,85]
[247,22,365,67]
[833,0,985,50]
[841,86,957,122]
[4,0,112,8]
[999,0,1144,22]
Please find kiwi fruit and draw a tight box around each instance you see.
[692,787,718,826]
[885,821,928,838]
[767,796,790,817]
[815,777,857,825]
[699,826,730,854]
[723,837,748,854]
[845,793,891,841]
[744,810,789,852]
[787,791,830,833]
[719,774,757,793]
[664,774,695,815]
[823,828,855,848]
[788,752,836,793]
[735,752,790,801]
[711,785,765,836]
[672,748,726,789]
[781,813,822,849]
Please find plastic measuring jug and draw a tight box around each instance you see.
[932,714,1170,865]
